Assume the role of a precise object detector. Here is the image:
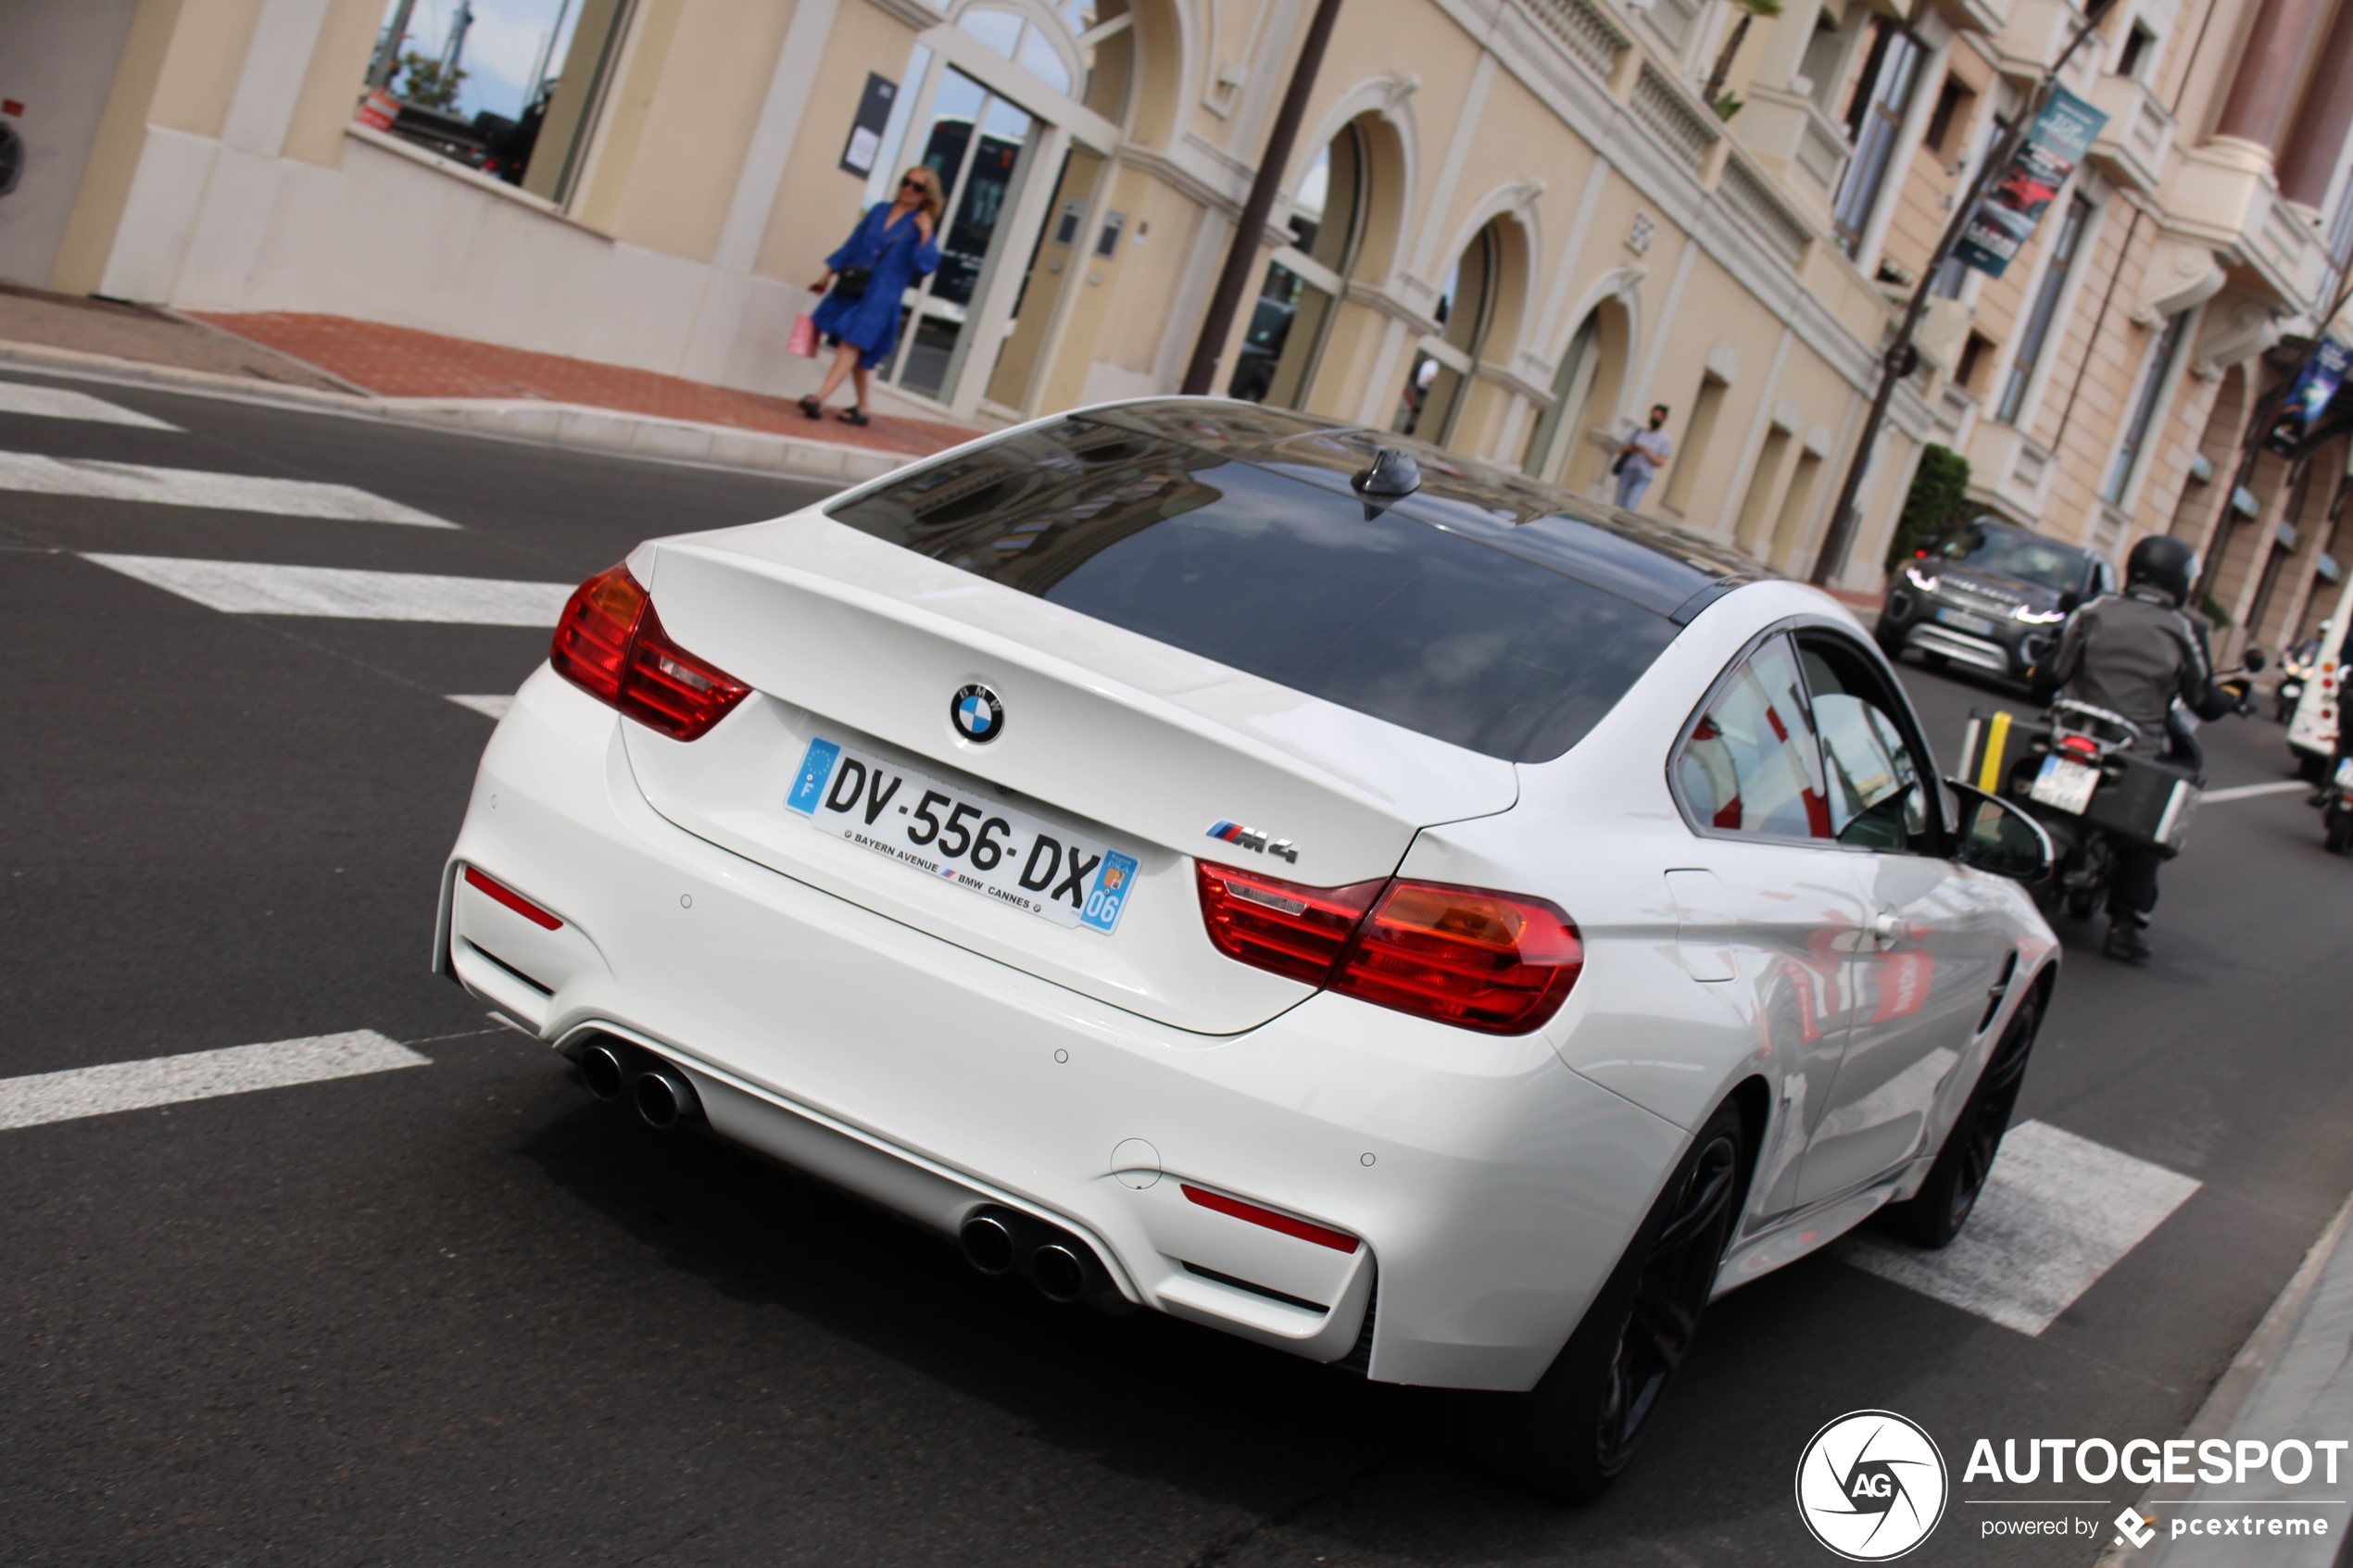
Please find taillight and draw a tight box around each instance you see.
[2058,734,2098,757]
[549,563,749,741]
[1195,863,1582,1034]
[1195,861,1382,984]
[1333,882,1583,1035]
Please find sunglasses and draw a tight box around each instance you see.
[900,177,926,189]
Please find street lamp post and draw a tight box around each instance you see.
[1808,0,2118,588]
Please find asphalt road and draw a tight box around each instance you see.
[5,370,2350,1567]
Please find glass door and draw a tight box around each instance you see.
[886,69,1039,400]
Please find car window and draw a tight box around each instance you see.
[1797,635,1936,854]
[1675,634,1831,840]
[826,416,1680,763]
[1928,521,2089,594]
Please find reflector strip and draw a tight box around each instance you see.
[462,866,562,930]
[1181,1183,1360,1252]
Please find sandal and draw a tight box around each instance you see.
[836,406,871,426]
[798,395,823,420]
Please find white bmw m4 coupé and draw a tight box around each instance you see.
[436,399,2058,1499]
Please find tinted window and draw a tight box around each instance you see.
[1929,521,2091,594]
[828,418,1680,761]
[1675,635,1831,839]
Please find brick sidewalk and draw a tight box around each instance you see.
[0,284,353,392]
[195,311,978,459]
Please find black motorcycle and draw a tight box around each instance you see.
[1963,659,2263,920]
[2321,754,2353,856]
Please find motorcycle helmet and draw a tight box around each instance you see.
[2124,534,2196,607]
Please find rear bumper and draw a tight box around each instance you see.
[438,667,1683,1391]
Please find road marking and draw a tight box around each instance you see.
[1839,1120,2200,1336]
[2202,781,2309,803]
[0,452,451,526]
[447,694,515,720]
[0,383,181,430]
[84,554,573,626]
[0,1031,429,1131]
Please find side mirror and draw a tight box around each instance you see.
[1944,778,2055,883]
[2241,646,2268,672]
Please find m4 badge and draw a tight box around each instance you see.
[1206,821,1298,864]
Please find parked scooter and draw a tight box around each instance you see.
[1959,658,2264,920]
[2275,635,2321,722]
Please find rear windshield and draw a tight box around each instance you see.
[1930,521,2089,594]
[826,417,1679,762]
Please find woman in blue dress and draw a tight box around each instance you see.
[800,166,945,425]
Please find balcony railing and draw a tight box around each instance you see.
[1632,62,1720,171]
[1516,0,1631,80]
[2171,144,2335,315]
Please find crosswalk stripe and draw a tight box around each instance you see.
[84,554,574,626]
[1838,1120,2200,1336]
[0,1031,429,1131]
[2203,781,2309,803]
[0,452,452,526]
[0,383,181,430]
[447,695,516,720]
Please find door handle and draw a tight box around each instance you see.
[1868,910,1906,945]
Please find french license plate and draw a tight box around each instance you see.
[1935,606,1997,636]
[786,737,1138,935]
[2027,753,2099,815]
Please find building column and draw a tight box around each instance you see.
[2213,0,2329,157]
[2277,0,2353,207]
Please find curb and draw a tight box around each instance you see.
[0,338,915,486]
[2095,1188,2353,1567]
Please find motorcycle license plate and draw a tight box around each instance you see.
[786,737,1139,935]
[2028,754,2099,815]
[1936,607,1997,636]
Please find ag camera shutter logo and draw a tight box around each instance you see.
[1795,1410,1949,1560]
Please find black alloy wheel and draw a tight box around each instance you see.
[1876,991,2040,1248]
[1441,1101,1748,1503]
[1593,1124,1741,1474]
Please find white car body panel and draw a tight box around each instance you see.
[438,411,2057,1396]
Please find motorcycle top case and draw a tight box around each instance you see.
[1963,708,2203,858]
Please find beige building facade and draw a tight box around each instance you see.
[4,0,2347,600]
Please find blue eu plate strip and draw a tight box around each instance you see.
[786,738,840,815]
[1080,851,1140,935]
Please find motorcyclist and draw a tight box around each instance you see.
[2044,535,2239,963]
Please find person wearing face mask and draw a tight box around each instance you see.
[1614,405,1674,511]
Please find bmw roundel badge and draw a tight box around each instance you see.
[950,684,1004,743]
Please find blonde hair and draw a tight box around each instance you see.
[898,166,946,223]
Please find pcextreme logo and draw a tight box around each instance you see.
[1796,1411,1950,1561]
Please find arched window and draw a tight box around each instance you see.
[1523,312,1600,481]
[1228,121,1369,408]
[853,0,1135,412]
[1393,222,1499,443]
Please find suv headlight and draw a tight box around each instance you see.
[2012,606,2068,624]
[1905,564,1939,592]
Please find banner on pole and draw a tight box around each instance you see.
[1953,88,2108,279]
[2264,336,2352,455]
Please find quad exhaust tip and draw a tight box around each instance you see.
[579,1042,628,1102]
[633,1063,702,1130]
[959,1206,1112,1303]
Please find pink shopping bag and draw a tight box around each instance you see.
[787,312,820,358]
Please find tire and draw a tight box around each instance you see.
[2297,750,2326,784]
[1441,1101,1746,1502]
[2326,808,2353,856]
[1876,990,2041,1248]
[1919,650,1948,672]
